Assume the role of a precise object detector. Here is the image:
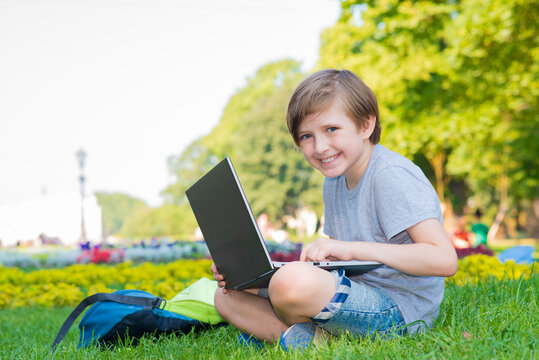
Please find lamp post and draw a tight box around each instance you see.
[76,148,87,245]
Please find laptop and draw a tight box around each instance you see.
[185,157,382,290]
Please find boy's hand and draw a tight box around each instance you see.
[300,238,353,262]
[210,263,230,294]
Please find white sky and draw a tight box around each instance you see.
[0,0,341,207]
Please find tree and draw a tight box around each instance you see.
[94,192,148,236]
[164,60,324,224]
[162,139,217,205]
[232,76,324,222]
[317,0,538,235]
[204,59,305,161]
[119,204,198,240]
[443,0,539,238]
[318,0,460,214]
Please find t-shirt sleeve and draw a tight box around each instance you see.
[372,166,440,240]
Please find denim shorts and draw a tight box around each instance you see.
[312,270,407,338]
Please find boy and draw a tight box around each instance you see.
[211,69,458,350]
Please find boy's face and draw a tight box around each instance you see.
[297,100,374,188]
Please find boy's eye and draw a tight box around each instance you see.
[327,127,338,133]
[299,134,312,140]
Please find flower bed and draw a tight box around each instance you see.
[0,259,213,309]
[448,254,537,285]
[0,240,301,268]
[0,254,536,309]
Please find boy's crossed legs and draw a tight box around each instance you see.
[214,261,335,344]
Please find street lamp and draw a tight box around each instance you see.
[76,148,87,245]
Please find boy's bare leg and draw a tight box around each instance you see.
[214,288,288,343]
[269,262,335,324]
[214,262,336,344]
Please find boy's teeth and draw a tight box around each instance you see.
[321,155,337,163]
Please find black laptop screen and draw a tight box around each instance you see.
[185,158,273,289]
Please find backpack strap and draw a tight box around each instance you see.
[51,292,164,351]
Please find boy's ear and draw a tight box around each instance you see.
[362,116,376,139]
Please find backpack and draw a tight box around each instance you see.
[52,278,224,351]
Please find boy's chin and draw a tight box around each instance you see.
[307,159,343,178]
[317,167,343,179]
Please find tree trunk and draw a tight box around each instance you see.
[442,199,455,234]
[488,175,509,241]
[430,152,446,204]
[428,150,454,223]
[525,198,539,238]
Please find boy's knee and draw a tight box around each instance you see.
[268,262,335,324]
[269,262,317,306]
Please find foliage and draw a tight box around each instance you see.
[204,59,304,160]
[163,139,218,205]
[317,0,538,226]
[443,0,539,205]
[137,1,538,237]
[94,192,148,236]
[122,242,210,263]
[318,0,459,204]
[449,254,537,285]
[1,255,536,310]
[0,259,214,309]
[119,204,198,240]
[0,240,302,269]
[164,60,324,224]
[94,192,199,241]
[231,75,324,221]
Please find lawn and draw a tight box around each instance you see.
[0,274,537,359]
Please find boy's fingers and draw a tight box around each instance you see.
[299,243,311,262]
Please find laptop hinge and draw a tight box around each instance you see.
[234,269,275,290]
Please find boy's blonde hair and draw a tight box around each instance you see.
[286,69,381,146]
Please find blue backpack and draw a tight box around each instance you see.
[52,279,224,351]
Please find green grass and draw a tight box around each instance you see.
[1,275,537,359]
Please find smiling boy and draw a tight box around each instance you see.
[212,69,458,350]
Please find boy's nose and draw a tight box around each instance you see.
[313,136,330,154]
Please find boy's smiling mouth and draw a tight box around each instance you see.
[320,153,340,164]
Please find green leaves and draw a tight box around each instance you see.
[94,192,148,236]
[164,60,322,228]
[319,0,538,219]
[119,204,197,240]
[157,0,537,238]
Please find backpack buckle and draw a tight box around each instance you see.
[153,297,166,309]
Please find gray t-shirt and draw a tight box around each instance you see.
[323,144,445,334]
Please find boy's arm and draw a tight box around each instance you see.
[375,218,458,276]
[301,218,458,277]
